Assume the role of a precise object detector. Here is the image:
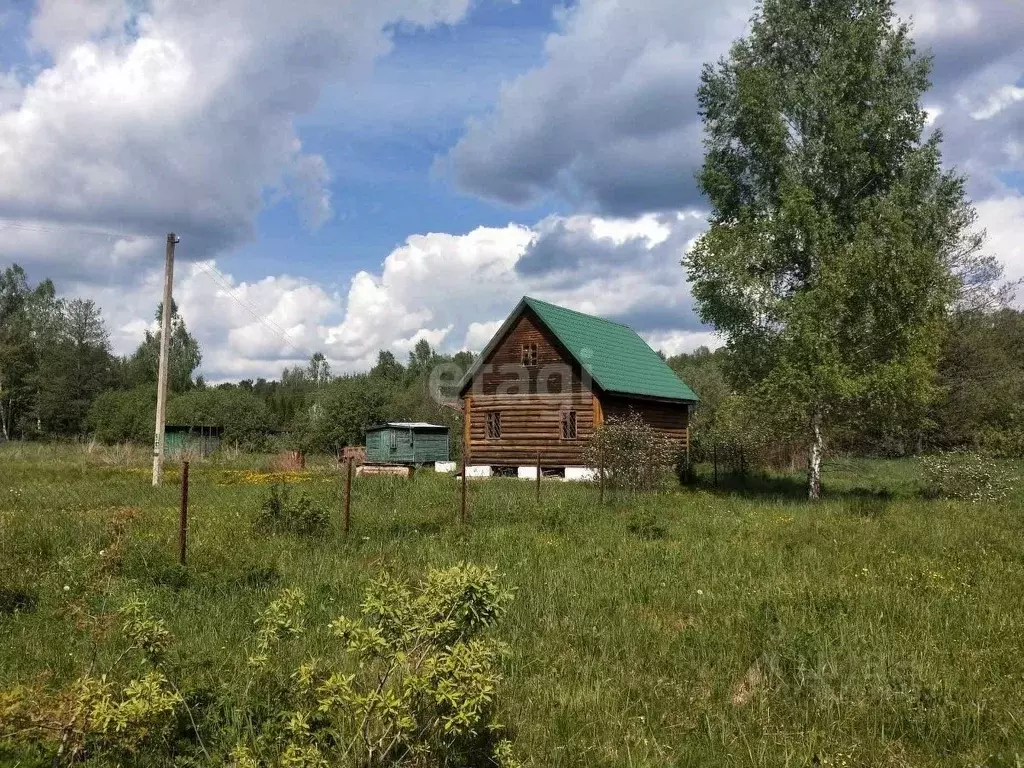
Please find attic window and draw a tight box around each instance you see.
[560,410,577,440]
[486,411,502,440]
[521,342,538,367]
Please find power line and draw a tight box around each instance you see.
[198,260,299,342]
[192,261,299,346]
[190,260,311,358]
[0,218,145,240]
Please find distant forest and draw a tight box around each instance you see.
[2,262,1022,459]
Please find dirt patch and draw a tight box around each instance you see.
[730,661,764,707]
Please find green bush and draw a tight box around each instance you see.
[977,425,1024,459]
[0,566,520,767]
[86,386,155,443]
[583,411,677,494]
[235,564,519,767]
[254,483,329,536]
[920,451,1015,503]
[0,597,183,763]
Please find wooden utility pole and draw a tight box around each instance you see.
[152,233,178,487]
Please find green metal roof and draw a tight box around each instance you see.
[459,296,698,402]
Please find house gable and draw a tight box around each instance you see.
[467,307,586,397]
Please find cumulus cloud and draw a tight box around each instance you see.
[442,0,750,215]
[87,211,716,380]
[0,0,473,278]
[444,0,1024,214]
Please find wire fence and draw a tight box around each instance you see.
[2,444,642,575]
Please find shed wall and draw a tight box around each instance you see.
[412,431,450,463]
[366,427,450,465]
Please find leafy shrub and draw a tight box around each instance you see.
[0,597,182,763]
[254,483,329,536]
[0,565,520,767]
[86,386,156,444]
[235,564,519,767]
[977,425,1024,459]
[920,451,1015,503]
[583,411,678,494]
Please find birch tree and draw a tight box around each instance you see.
[685,0,995,498]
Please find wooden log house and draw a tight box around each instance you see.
[457,297,699,471]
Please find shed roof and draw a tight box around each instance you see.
[458,296,699,402]
[366,422,449,431]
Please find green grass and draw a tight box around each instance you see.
[1,444,1023,766]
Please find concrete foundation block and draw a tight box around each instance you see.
[517,466,539,480]
[564,467,597,482]
[434,461,457,473]
[465,465,492,478]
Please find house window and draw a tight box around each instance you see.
[521,342,538,367]
[486,411,502,439]
[561,410,577,439]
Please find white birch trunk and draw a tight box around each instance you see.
[0,380,8,440]
[808,410,823,500]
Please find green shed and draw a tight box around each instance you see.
[365,422,450,466]
[164,425,223,458]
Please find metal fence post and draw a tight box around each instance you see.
[536,451,541,503]
[460,438,468,524]
[178,460,189,567]
[344,457,353,535]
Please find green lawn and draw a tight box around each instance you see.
[1,444,1022,766]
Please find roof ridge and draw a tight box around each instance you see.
[523,295,632,329]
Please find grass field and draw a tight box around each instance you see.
[1,444,1023,766]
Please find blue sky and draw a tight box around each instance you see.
[0,0,1022,380]
[239,1,559,286]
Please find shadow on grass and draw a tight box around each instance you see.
[687,469,896,505]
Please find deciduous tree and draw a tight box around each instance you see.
[685,0,995,498]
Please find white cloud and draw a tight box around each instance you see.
[78,188,1024,381]
[464,320,503,350]
[643,330,723,357]
[86,210,714,380]
[969,85,1024,120]
[975,195,1024,304]
[444,0,1024,213]
[0,0,473,277]
[442,0,751,214]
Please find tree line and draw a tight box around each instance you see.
[666,305,1024,472]
[0,263,471,454]
[3,258,1020,464]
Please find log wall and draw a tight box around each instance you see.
[602,394,691,450]
[466,393,596,466]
